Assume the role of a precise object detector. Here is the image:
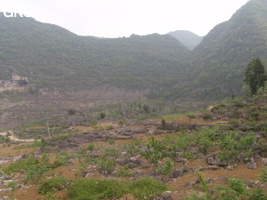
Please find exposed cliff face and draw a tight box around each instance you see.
[0,74,29,92]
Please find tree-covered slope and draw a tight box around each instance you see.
[0,12,191,92]
[178,0,267,100]
[168,30,203,50]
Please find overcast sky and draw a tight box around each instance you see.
[1,0,249,38]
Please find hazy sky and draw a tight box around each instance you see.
[1,0,249,38]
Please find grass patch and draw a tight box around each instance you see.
[67,179,128,200]
[66,177,168,200]
[38,176,71,194]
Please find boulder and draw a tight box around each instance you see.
[171,169,183,178]
[246,158,257,169]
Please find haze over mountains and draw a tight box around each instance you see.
[0,0,267,102]
[168,30,204,50]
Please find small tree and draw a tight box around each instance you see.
[67,108,76,115]
[244,58,266,95]
[100,112,106,119]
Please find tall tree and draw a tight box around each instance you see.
[244,58,265,95]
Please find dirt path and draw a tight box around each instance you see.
[0,131,35,142]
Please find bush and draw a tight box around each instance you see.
[38,177,70,194]
[67,108,76,115]
[228,120,239,125]
[202,114,212,121]
[156,158,174,175]
[128,177,168,200]
[86,143,95,151]
[67,179,128,200]
[100,112,106,119]
[259,167,267,182]
[250,111,260,120]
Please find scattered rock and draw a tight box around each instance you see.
[262,158,267,166]
[206,153,235,166]
[150,191,172,200]
[174,152,185,162]
[246,158,257,169]
[171,169,183,178]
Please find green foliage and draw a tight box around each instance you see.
[259,167,267,182]
[67,108,76,115]
[244,58,266,95]
[116,166,133,177]
[187,172,213,200]
[249,187,267,200]
[187,173,267,200]
[161,118,166,129]
[99,112,106,119]
[141,137,167,165]
[107,139,115,145]
[4,155,66,184]
[156,158,174,175]
[250,111,260,120]
[41,192,58,200]
[86,143,95,151]
[228,120,239,125]
[202,114,212,121]
[118,119,126,126]
[38,177,70,194]
[66,177,167,200]
[99,158,116,174]
[227,178,247,195]
[7,181,17,192]
[67,179,128,200]
[128,177,168,200]
[196,128,215,155]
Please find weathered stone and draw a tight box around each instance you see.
[262,158,267,166]
[246,158,257,169]
[174,152,185,162]
[207,154,230,166]
[171,169,183,178]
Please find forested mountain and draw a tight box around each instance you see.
[176,0,267,100]
[0,12,191,93]
[0,0,267,102]
[168,30,203,50]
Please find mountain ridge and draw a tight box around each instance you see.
[0,0,267,102]
[168,30,203,50]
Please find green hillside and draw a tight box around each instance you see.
[0,13,191,93]
[179,0,267,100]
[1,0,267,103]
[168,30,203,50]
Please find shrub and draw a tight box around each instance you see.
[86,143,95,151]
[67,108,76,115]
[250,111,260,120]
[128,177,168,200]
[161,118,166,129]
[67,179,128,200]
[107,139,115,145]
[259,167,267,182]
[38,177,70,194]
[100,112,105,119]
[99,158,116,174]
[227,178,247,195]
[234,101,245,108]
[156,158,174,175]
[117,166,133,177]
[228,120,239,125]
[202,114,212,121]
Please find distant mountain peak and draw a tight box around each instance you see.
[167,30,203,50]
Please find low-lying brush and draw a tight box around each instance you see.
[38,176,71,194]
[66,177,168,200]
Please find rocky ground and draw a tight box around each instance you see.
[0,90,266,199]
